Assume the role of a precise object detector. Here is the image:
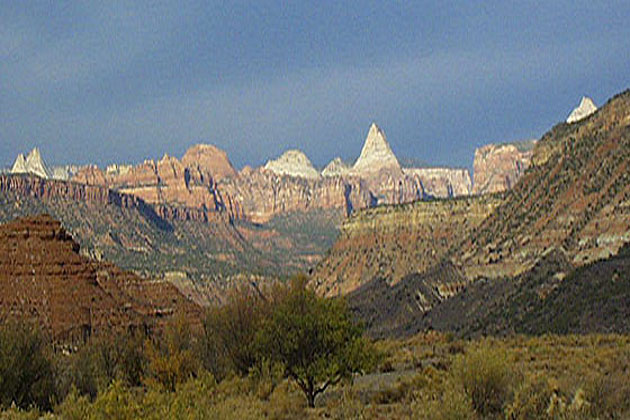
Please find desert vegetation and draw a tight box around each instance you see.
[2,284,630,419]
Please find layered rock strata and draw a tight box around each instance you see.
[472,140,536,195]
[0,215,202,343]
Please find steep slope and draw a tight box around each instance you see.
[0,215,202,343]
[311,195,503,296]
[457,89,630,280]
[419,242,630,337]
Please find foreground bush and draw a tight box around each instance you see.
[452,341,518,417]
[0,322,55,411]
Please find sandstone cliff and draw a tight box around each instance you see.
[0,215,202,343]
[472,139,536,195]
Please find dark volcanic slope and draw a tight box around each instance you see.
[0,215,202,343]
[421,243,630,337]
[348,262,467,339]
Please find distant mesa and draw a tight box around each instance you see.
[566,96,597,123]
[264,149,321,179]
[350,123,403,177]
[472,139,536,195]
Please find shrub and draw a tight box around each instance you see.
[452,341,518,417]
[0,322,55,411]
[144,316,199,392]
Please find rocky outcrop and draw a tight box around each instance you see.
[322,158,350,177]
[350,123,403,177]
[11,148,52,179]
[0,215,201,343]
[472,140,536,195]
[264,150,321,180]
[181,144,237,181]
[72,150,235,219]
[567,96,597,123]
[311,195,503,297]
[219,168,372,223]
[458,89,630,280]
[404,167,472,197]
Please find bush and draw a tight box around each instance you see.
[0,322,55,411]
[202,284,270,378]
[144,316,199,392]
[452,341,518,417]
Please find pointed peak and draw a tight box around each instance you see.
[351,123,402,177]
[567,96,597,123]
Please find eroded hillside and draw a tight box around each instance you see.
[311,194,503,296]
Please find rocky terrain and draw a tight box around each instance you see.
[457,89,630,280]
[330,89,630,338]
[0,215,202,343]
[0,174,340,299]
[311,194,503,296]
[472,139,536,195]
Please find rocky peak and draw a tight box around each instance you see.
[322,157,350,177]
[11,148,52,179]
[351,123,402,177]
[264,149,321,179]
[181,144,237,181]
[566,96,597,123]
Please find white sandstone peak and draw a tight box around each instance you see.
[566,96,597,123]
[351,123,402,176]
[264,149,321,179]
[322,157,350,177]
[11,148,52,179]
[11,153,28,174]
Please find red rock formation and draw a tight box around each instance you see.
[181,144,237,181]
[472,140,536,195]
[0,215,202,343]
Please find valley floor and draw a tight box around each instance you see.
[3,332,629,419]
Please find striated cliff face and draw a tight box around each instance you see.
[404,167,472,197]
[0,215,202,343]
[218,168,372,223]
[472,140,536,195]
[457,90,630,280]
[311,194,503,296]
[72,152,239,220]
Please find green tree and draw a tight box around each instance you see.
[257,276,373,407]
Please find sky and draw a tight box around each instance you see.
[1,1,630,171]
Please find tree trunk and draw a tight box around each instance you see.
[307,391,316,408]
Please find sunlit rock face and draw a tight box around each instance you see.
[566,96,597,123]
[350,123,403,178]
[472,140,536,195]
[11,148,52,179]
[264,149,321,180]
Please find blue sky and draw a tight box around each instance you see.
[1,1,629,170]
